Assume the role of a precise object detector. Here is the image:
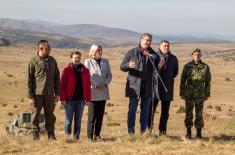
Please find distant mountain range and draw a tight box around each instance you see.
[0,27,91,48]
[0,18,232,48]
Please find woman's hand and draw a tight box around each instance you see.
[96,83,106,89]
[61,101,66,106]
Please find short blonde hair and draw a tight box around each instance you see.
[89,44,102,58]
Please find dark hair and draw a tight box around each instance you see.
[37,40,49,47]
[70,51,81,58]
[160,40,170,44]
[140,33,152,39]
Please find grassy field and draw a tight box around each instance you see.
[0,43,235,155]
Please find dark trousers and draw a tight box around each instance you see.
[148,100,171,132]
[32,95,56,132]
[185,99,204,129]
[87,100,106,139]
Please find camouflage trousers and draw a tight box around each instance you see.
[184,99,204,129]
[32,95,56,132]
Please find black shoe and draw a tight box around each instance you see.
[196,128,202,139]
[128,129,135,135]
[186,128,192,139]
[87,134,93,140]
[87,136,94,142]
[128,131,135,136]
[32,131,40,141]
[94,135,102,141]
[74,135,80,140]
[48,131,56,140]
[159,131,166,136]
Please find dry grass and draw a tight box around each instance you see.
[1,130,235,155]
[0,43,235,154]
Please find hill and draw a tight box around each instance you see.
[0,18,140,46]
[0,18,232,48]
[0,27,91,48]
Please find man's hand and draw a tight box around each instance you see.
[54,95,59,102]
[85,101,90,106]
[128,59,136,69]
[29,98,35,107]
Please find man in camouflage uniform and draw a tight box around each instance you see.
[180,48,211,139]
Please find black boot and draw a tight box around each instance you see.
[32,131,40,141]
[48,131,56,140]
[87,133,94,141]
[186,128,192,139]
[196,128,202,139]
[94,135,102,141]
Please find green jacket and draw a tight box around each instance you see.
[27,54,60,98]
[180,60,211,99]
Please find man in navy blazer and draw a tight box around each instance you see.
[148,40,179,135]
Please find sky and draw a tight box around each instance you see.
[1,0,235,36]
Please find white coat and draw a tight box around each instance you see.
[84,58,112,101]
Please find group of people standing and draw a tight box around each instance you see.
[120,33,211,139]
[120,33,179,135]
[27,40,112,141]
[27,32,211,141]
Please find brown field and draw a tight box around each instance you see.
[0,43,235,155]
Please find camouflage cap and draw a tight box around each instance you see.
[191,48,201,55]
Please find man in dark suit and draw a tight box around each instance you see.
[148,40,179,135]
[120,33,160,134]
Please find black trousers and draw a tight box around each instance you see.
[148,100,171,132]
[87,100,106,139]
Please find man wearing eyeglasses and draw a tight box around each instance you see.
[120,33,160,134]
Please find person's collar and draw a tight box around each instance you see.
[139,44,149,52]
[158,49,170,55]
[72,63,84,70]
[192,60,201,64]
[94,58,101,61]
[37,53,49,59]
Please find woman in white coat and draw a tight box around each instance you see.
[85,44,112,140]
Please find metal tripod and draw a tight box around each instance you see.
[147,54,168,134]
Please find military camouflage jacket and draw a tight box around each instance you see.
[27,54,60,98]
[180,60,211,99]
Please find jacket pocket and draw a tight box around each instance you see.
[127,76,137,85]
[184,85,193,98]
[193,83,205,98]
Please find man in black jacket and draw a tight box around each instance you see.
[148,40,179,135]
[120,33,160,134]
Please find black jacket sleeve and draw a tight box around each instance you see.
[120,50,131,72]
